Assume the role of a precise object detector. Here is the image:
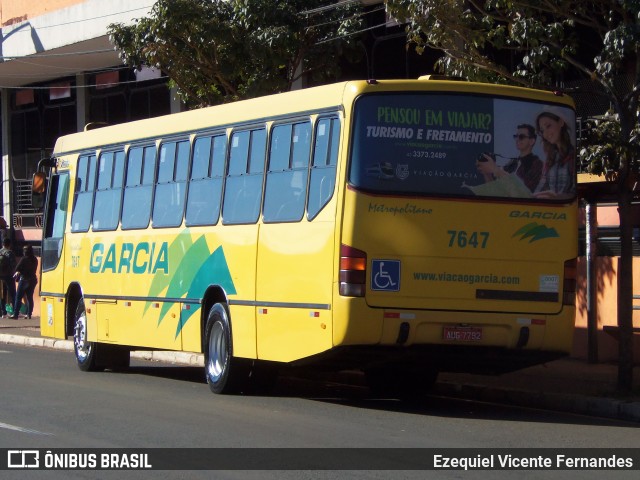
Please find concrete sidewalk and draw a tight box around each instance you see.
[2,315,639,422]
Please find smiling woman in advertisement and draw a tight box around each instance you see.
[533,107,576,199]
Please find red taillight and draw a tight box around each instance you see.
[339,244,367,297]
[563,258,577,306]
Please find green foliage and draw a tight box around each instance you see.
[579,114,624,178]
[386,0,640,177]
[580,112,640,178]
[108,0,363,107]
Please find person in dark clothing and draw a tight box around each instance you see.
[503,124,543,193]
[11,245,38,319]
[476,124,543,195]
[0,238,17,317]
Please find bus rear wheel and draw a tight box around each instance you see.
[204,303,250,394]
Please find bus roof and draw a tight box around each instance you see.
[53,79,574,156]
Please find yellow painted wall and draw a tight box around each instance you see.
[1,0,85,26]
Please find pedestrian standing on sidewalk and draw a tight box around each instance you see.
[11,245,38,319]
[0,237,17,317]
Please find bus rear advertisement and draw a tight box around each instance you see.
[36,78,577,397]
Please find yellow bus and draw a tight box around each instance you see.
[36,78,577,396]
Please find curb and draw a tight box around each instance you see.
[0,334,72,351]
[433,381,640,423]
[0,333,205,367]
[2,332,639,422]
[131,350,204,366]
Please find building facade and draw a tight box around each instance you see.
[0,0,417,247]
[0,0,178,246]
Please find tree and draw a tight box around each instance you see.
[386,0,639,391]
[108,0,364,108]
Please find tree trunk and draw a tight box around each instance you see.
[616,177,635,392]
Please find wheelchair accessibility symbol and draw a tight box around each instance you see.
[371,260,401,292]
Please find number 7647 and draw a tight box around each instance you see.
[447,230,489,249]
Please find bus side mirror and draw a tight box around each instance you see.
[32,171,47,211]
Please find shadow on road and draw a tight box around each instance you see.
[121,363,639,429]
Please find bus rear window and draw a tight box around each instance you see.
[350,93,576,201]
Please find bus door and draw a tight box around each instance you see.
[39,171,70,339]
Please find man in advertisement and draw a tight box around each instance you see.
[475,123,543,196]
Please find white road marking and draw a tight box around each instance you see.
[0,421,53,436]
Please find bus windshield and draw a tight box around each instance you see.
[350,92,577,201]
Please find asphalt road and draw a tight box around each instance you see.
[1,344,638,480]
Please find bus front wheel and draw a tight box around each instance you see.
[73,299,130,372]
[204,303,250,394]
[73,300,101,372]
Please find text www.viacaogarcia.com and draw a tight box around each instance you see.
[413,272,520,286]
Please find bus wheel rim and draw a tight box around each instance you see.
[74,311,90,361]
[208,321,227,381]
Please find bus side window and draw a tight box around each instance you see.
[122,145,156,230]
[222,128,265,224]
[71,153,97,232]
[92,150,125,231]
[153,139,189,228]
[308,118,339,220]
[186,134,226,226]
[263,121,311,223]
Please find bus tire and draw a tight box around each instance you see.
[73,300,101,372]
[204,303,250,394]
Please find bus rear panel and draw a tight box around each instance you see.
[331,88,576,375]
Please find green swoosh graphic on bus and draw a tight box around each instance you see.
[156,234,210,325]
[175,244,236,338]
[144,229,237,338]
[512,222,560,243]
[144,230,196,318]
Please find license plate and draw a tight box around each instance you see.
[443,326,483,342]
